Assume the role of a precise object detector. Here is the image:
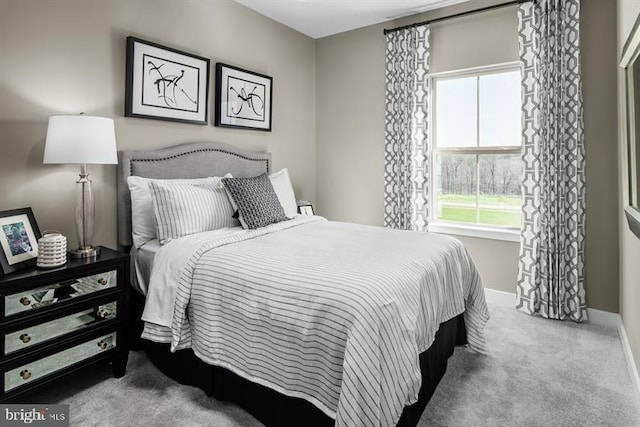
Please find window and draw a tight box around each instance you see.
[431,65,522,232]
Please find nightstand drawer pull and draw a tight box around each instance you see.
[4,301,117,355]
[4,270,117,317]
[4,331,117,392]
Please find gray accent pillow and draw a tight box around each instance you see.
[222,174,288,229]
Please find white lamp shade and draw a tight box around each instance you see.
[44,115,117,164]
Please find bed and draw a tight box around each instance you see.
[116,142,489,427]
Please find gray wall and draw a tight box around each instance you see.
[618,0,640,376]
[582,0,620,315]
[0,0,316,250]
[316,0,620,312]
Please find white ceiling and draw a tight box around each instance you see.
[234,0,469,39]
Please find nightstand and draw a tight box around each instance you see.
[0,247,129,402]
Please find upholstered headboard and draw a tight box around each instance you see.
[117,142,271,247]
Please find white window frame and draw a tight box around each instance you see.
[429,62,522,243]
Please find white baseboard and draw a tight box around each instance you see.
[588,307,621,328]
[484,288,515,308]
[619,320,640,406]
[484,288,619,326]
[483,287,640,403]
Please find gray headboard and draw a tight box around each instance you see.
[117,142,271,247]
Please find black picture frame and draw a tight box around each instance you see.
[215,63,273,131]
[297,202,314,216]
[125,36,210,125]
[0,208,41,277]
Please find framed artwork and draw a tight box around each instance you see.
[0,208,41,276]
[125,36,210,125]
[297,202,315,216]
[215,63,273,131]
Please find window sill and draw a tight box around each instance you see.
[428,222,520,243]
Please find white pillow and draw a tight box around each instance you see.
[127,175,229,248]
[149,179,239,244]
[269,168,298,218]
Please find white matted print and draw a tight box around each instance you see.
[125,37,210,125]
[215,63,272,131]
[298,203,315,216]
[0,208,41,275]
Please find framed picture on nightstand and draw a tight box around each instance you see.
[298,202,314,216]
[0,207,41,276]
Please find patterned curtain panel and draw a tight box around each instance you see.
[383,25,430,231]
[516,0,587,321]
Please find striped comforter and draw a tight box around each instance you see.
[142,217,489,427]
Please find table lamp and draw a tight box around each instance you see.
[43,114,117,258]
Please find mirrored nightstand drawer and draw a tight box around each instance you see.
[4,270,117,317]
[4,301,117,355]
[4,331,117,392]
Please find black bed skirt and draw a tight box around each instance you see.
[141,313,467,427]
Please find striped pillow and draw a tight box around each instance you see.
[127,176,219,248]
[149,179,239,244]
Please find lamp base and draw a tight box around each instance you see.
[69,246,100,259]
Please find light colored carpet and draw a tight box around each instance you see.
[27,300,640,426]
[423,303,640,426]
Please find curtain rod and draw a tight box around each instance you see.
[383,0,532,35]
